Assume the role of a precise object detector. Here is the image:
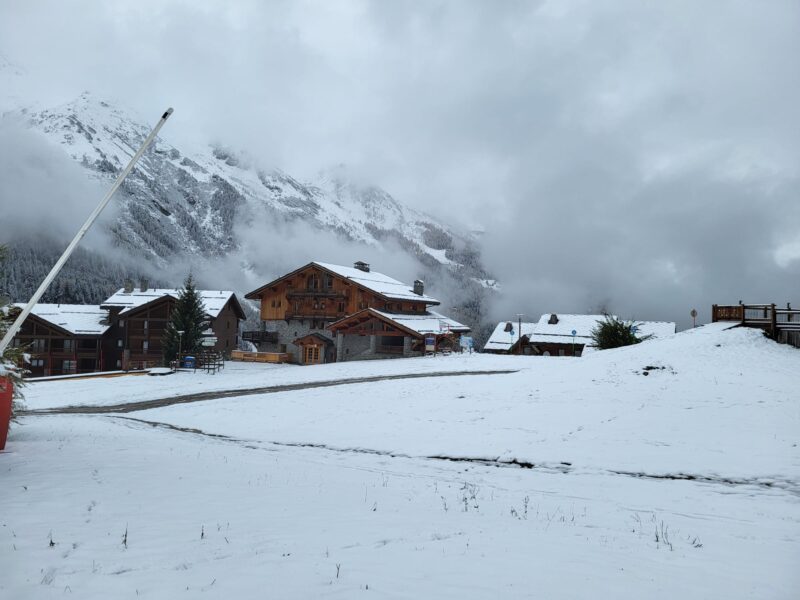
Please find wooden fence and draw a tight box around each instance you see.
[230,350,292,363]
[712,303,800,348]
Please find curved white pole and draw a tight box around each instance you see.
[0,108,174,356]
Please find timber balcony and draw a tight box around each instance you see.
[712,302,800,348]
[242,330,279,343]
[286,287,347,299]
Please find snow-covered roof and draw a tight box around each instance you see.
[635,320,677,339]
[527,314,607,343]
[102,288,238,318]
[483,320,538,352]
[483,313,677,352]
[311,262,440,304]
[14,303,109,336]
[373,309,470,336]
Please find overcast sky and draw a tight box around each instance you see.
[1,0,798,326]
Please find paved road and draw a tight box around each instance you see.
[20,369,518,415]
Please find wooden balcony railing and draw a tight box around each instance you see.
[712,303,800,348]
[242,331,278,343]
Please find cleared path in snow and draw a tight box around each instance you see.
[19,369,517,415]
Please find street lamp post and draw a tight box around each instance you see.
[177,330,184,369]
[516,313,524,355]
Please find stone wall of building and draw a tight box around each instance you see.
[257,318,334,364]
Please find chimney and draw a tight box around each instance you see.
[139,278,149,292]
[354,261,370,273]
[413,280,424,296]
[123,279,134,293]
[548,313,559,325]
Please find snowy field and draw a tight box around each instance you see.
[2,324,799,598]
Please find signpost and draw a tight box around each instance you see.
[425,336,436,354]
[571,329,577,356]
[690,308,698,328]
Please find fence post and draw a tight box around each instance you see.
[0,376,12,451]
[771,303,777,338]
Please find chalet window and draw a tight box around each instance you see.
[79,339,97,350]
[117,339,123,348]
[144,320,149,330]
[62,360,77,374]
[31,358,44,368]
[63,339,75,352]
[320,302,326,310]
[338,302,345,313]
[118,320,124,328]
[143,341,149,352]
[32,339,47,352]
[324,274,333,289]
[307,274,320,290]
[116,360,122,368]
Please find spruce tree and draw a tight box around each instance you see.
[590,315,652,350]
[162,274,208,365]
[0,245,25,417]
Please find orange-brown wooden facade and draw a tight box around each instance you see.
[249,264,431,322]
[328,311,417,338]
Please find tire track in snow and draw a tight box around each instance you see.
[19,369,517,415]
[110,415,800,496]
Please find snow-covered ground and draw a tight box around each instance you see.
[2,324,799,598]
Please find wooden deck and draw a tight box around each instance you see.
[712,303,800,348]
[230,350,292,363]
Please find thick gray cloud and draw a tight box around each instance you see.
[1,0,798,327]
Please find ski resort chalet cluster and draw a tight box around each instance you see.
[7,259,683,377]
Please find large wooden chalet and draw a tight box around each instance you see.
[101,282,245,370]
[9,281,245,376]
[9,304,111,377]
[244,261,469,364]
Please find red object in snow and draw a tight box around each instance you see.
[0,376,12,450]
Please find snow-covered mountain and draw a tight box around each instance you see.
[2,92,494,337]
[20,94,481,267]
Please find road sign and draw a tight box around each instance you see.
[201,337,218,347]
[571,329,577,336]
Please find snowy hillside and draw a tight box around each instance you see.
[3,324,798,598]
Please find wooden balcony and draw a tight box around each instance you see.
[242,330,279,343]
[712,302,800,348]
[286,287,347,299]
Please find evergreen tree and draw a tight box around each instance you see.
[162,274,207,365]
[0,245,25,417]
[590,315,652,350]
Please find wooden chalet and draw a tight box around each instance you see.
[101,282,245,370]
[244,261,469,364]
[484,313,676,356]
[9,304,110,377]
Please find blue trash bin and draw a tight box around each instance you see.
[183,356,196,369]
